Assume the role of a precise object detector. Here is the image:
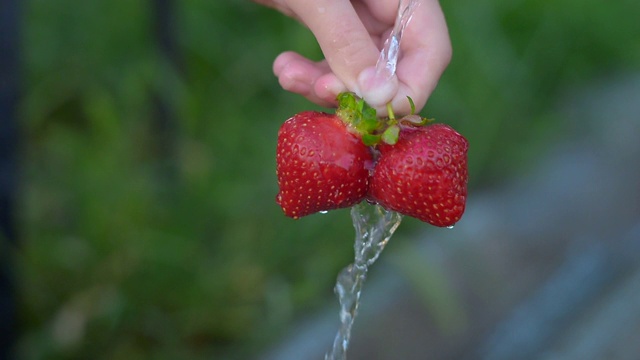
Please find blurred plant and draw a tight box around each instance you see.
[15,0,640,359]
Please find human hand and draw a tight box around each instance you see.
[255,0,452,115]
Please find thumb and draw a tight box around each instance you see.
[356,66,399,110]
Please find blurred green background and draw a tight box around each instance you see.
[12,0,639,359]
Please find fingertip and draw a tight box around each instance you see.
[273,53,327,95]
[272,55,340,108]
[313,73,347,106]
[357,67,399,109]
[273,51,300,76]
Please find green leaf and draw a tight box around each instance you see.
[400,114,430,126]
[361,107,379,132]
[407,96,416,115]
[382,125,400,145]
[337,92,356,109]
[362,134,382,146]
[337,92,360,125]
[337,92,387,140]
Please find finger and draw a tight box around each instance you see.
[312,73,348,107]
[357,67,400,111]
[273,51,346,107]
[273,51,328,94]
[360,0,399,25]
[253,0,298,20]
[392,0,452,114]
[351,0,392,42]
[284,0,381,94]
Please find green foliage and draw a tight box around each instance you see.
[433,0,640,184]
[15,0,640,359]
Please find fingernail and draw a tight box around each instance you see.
[356,67,399,108]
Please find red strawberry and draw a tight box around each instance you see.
[276,111,373,219]
[369,123,469,227]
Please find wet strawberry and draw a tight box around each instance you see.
[275,111,373,219]
[275,93,469,226]
[369,123,469,227]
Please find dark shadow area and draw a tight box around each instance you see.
[0,0,21,359]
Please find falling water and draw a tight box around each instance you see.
[325,2,418,358]
[324,203,403,360]
[375,0,420,81]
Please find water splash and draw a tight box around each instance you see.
[325,203,403,360]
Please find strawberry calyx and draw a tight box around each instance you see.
[336,92,382,145]
[335,92,433,147]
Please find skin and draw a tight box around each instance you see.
[254,0,452,115]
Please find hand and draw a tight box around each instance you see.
[255,0,452,115]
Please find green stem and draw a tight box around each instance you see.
[386,103,396,121]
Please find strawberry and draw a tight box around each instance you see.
[275,110,373,219]
[369,123,469,227]
[275,93,469,226]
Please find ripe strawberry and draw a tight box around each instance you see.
[369,123,469,227]
[276,111,373,219]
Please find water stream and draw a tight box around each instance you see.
[324,2,418,358]
[324,203,403,360]
[375,0,419,81]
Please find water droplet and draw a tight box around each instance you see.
[365,198,377,205]
[319,210,328,214]
[446,225,455,229]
